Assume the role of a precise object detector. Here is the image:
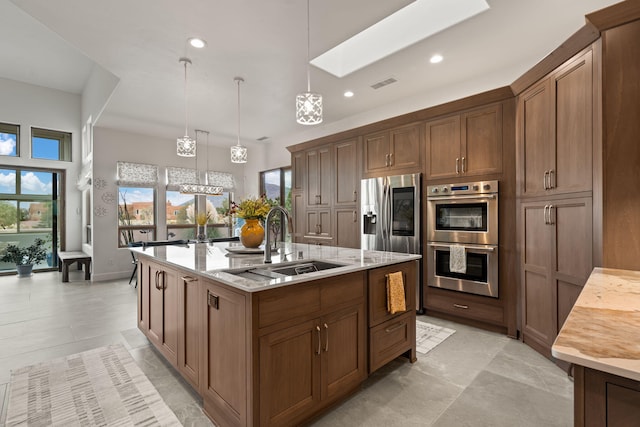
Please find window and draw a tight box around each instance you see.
[166,191,196,240]
[0,123,19,157]
[259,167,292,242]
[206,192,233,239]
[118,187,156,247]
[31,128,72,161]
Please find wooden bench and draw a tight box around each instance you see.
[57,251,91,282]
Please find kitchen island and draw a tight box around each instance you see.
[131,241,420,427]
[552,268,640,427]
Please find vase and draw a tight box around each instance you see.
[240,218,265,248]
[16,264,33,278]
[196,224,207,242]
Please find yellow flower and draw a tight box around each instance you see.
[230,195,273,220]
[196,211,211,225]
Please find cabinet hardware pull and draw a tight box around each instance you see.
[323,323,329,352]
[543,170,549,190]
[316,325,321,355]
[462,157,466,173]
[154,271,160,290]
[389,153,393,166]
[315,194,321,205]
[181,276,197,282]
[353,190,357,202]
[456,158,460,174]
[385,154,389,167]
[161,271,166,290]
[549,169,555,189]
[353,210,357,222]
[385,322,405,333]
[453,304,469,309]
[208,292,219,309]
[543,205,548,224]
[549,205,555,225]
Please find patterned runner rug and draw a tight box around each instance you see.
[6,344,182,426]
[416,320,456,354]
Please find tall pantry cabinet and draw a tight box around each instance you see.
[517,45,598,359]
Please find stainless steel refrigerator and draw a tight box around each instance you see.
[361,173,423,310]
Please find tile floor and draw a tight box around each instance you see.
[0,271,574,426]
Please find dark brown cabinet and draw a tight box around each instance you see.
[177,274,200,391]
[425,104,502,180]
[334,138,360,207]
[520,197,592,356]
[334,208,359,249]
[518,49,593,198]
[305,146,332,208]
[363,123,422,177]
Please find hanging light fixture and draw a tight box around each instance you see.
[180,130,223,195]
[177,57,196,157]
[296,0,322,125]
[230,77,248,163]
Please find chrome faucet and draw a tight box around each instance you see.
[264,206,293,263]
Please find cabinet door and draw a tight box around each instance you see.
[321,304,366,402]
[260,319,321,426]
[462,104,503,176]
[552,198,592,331]
[425,115,461,180]
[292,151,304,192]
[363,131,390,175]
[203,282,247,426]
[137,259,150,333]
[389,124,421,172]
[178,274,200,391]
[552,50,593,194]
[518,79,553,197]
[305,209,332,238]
[291,192,305,243]
[334,139,360,206]
[334,208,359,249]
[368,262,416,327]
[520,201,554,351]
[306,146,332,208]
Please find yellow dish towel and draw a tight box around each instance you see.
[386,271,406,314]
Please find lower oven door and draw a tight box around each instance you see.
[427,242,498,298]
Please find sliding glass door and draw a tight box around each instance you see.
[0,167,62,273]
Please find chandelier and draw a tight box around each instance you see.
[180,130,222,195]
[296,0,323,125]
[231,77,248,163]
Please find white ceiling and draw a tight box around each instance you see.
[1,0,620,147]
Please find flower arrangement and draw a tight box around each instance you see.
[229,195,273,221]
[196,211,211,226]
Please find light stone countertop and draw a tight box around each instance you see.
[552,267,640,381]
[130,241,421,292]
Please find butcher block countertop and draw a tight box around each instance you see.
[552,267,640,381]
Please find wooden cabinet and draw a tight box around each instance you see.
[177,274,201,391]
[334,138,360,206]
[305,209,331,239]
[257,272,367,426]
[139,258,179,365]
[363,123,422,177]
[202,280,248,427]
[367,261,417,373]
[520,197,592,357]
[334,208,359,249]
[518,48,593,198]
[425,103,502,180]
[575,366,640,427]
[305,145,332,208]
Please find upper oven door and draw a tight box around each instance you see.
[427,193,498,244]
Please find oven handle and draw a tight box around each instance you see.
[427,194,496,202]
[427,242,496,252]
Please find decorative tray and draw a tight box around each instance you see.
[225,246,277,255]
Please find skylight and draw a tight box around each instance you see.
[310,0,490,78]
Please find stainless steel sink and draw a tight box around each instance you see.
[224,260,348,281]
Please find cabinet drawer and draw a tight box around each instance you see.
[426,291,504,325]
[369,311,414,373]
[320,272,365,308]
[258,284,321,328]
[368,262,416,327]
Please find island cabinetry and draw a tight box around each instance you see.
[425,103,503,180]
[363,123,422,177]
[520,197,592,357]
[138,258,179,366]
[517,48,593,198]
[202,280,248,427]
[257,272,367,426]
[177,274,201,391]
[574,366,640,427]
[368,261,417,373]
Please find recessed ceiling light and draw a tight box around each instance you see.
[430,54,443,64]
[344,90,354,98]
[311,0,489,78]
[188,38,207,49]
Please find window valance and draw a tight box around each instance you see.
[116,161,158,186]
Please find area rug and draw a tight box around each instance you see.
[5,344,182,426]
[416,320,456,354]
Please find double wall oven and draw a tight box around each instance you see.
[426,180,499,298]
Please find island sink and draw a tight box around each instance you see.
[226,260,347,282]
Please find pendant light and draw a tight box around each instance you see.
[296,0,322,125]
[230,77,248,163]
[180,130,223,195]
[177,57,196,157]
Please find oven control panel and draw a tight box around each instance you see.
[427,180,498,197]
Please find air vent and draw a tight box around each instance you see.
[370,77,397,90]
[256,136,269,141]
